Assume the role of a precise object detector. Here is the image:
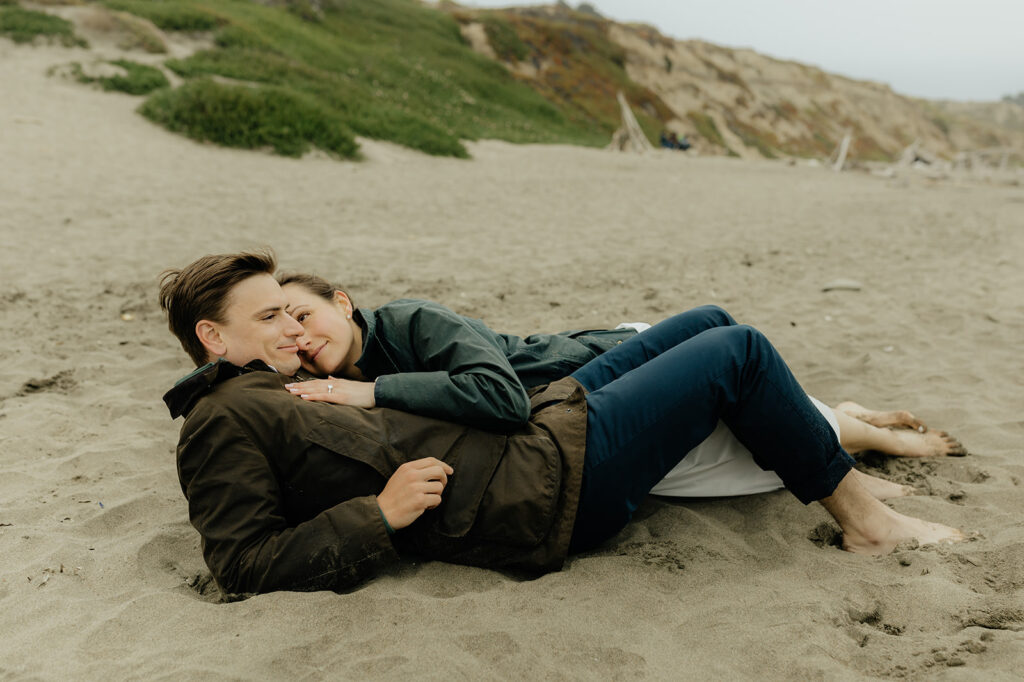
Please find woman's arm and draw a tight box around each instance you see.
[372,301,531,429]
[285,300,531,430]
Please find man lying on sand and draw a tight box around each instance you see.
[159,251,966,596]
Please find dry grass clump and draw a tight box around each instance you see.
[81,8,167,53]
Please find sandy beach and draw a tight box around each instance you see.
[2,39,1023,679]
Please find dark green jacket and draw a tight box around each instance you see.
[357,299,635,430]
[163,361,588,596]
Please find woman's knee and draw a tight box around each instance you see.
[663,304,736,331]
[709,324,773,361]
[693,304,737,327]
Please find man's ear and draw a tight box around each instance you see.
[333,291,353,319]
[196,320,226,359]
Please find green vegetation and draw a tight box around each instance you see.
[101,0,225,32]
[726,117,777,159]
[139,79,360,159]
[94,0,623,158]
[0,5,86,46]
[479,13,529,62]
[465,9,670,143]
[687,110,728,150]
[72,59,169,95]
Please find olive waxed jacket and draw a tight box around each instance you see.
[357,299,635,430]
[163,360,587,597]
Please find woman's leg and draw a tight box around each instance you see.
[833,410,967,457]
[570,324,854,551]
[572,304,736,393]
[835,401,925,431]
[649,397,953,500]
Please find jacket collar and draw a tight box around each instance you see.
[163,359,278,419]
[352,307,383,375]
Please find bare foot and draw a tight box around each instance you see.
[852,469,917,499]
[842,506,965,555]
[836,401,927,432]
[889,429,968,457]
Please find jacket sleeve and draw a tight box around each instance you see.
[372,303,531,430]
[178,410,399,596]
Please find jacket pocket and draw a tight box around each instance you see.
[468,434,561,547]
[305,416,396,479]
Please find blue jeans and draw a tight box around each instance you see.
[568,305,854,551]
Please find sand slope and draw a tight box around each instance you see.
[1,40,1023,679]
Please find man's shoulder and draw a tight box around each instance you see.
[163,360,288,419]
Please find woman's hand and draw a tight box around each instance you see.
[285,378,376,408]
[376,458,454,530]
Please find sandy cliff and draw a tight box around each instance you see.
[459,5,1024,162]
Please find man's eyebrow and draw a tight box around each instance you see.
[253,304,285,318]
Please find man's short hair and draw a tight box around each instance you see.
[159,249,277,366]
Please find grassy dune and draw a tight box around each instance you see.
[96,0,626,159]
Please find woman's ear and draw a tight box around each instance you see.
[333,291,353,319]
[196,320,226,359]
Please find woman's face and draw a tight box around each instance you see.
[282,283,360,377]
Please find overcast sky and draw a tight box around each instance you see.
[459,0,1023,101]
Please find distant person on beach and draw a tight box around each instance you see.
[159,250,966,596]
[659,130,691,151]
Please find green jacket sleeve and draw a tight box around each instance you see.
[179,410,399,596]
[371,303,531,430]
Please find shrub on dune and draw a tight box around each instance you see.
[73,59,170,96]
[0,5,86,46]
[139,78,360,159]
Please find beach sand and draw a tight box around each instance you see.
[2,40,1023,679]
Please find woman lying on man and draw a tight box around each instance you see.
[277,273,966,503]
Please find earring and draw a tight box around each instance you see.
[346,314,352,319]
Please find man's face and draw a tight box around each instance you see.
[206,274,304,374]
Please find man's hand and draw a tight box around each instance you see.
[285,378,376,408]
[376,458,454,531]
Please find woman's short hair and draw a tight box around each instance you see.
[159,249,277,366]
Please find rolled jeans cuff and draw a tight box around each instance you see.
[786,447,856,504]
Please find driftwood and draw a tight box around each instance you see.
[899,139,939,166]
[828,130,852,171]
[607,91,654,153]
[953,146,1022,171]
